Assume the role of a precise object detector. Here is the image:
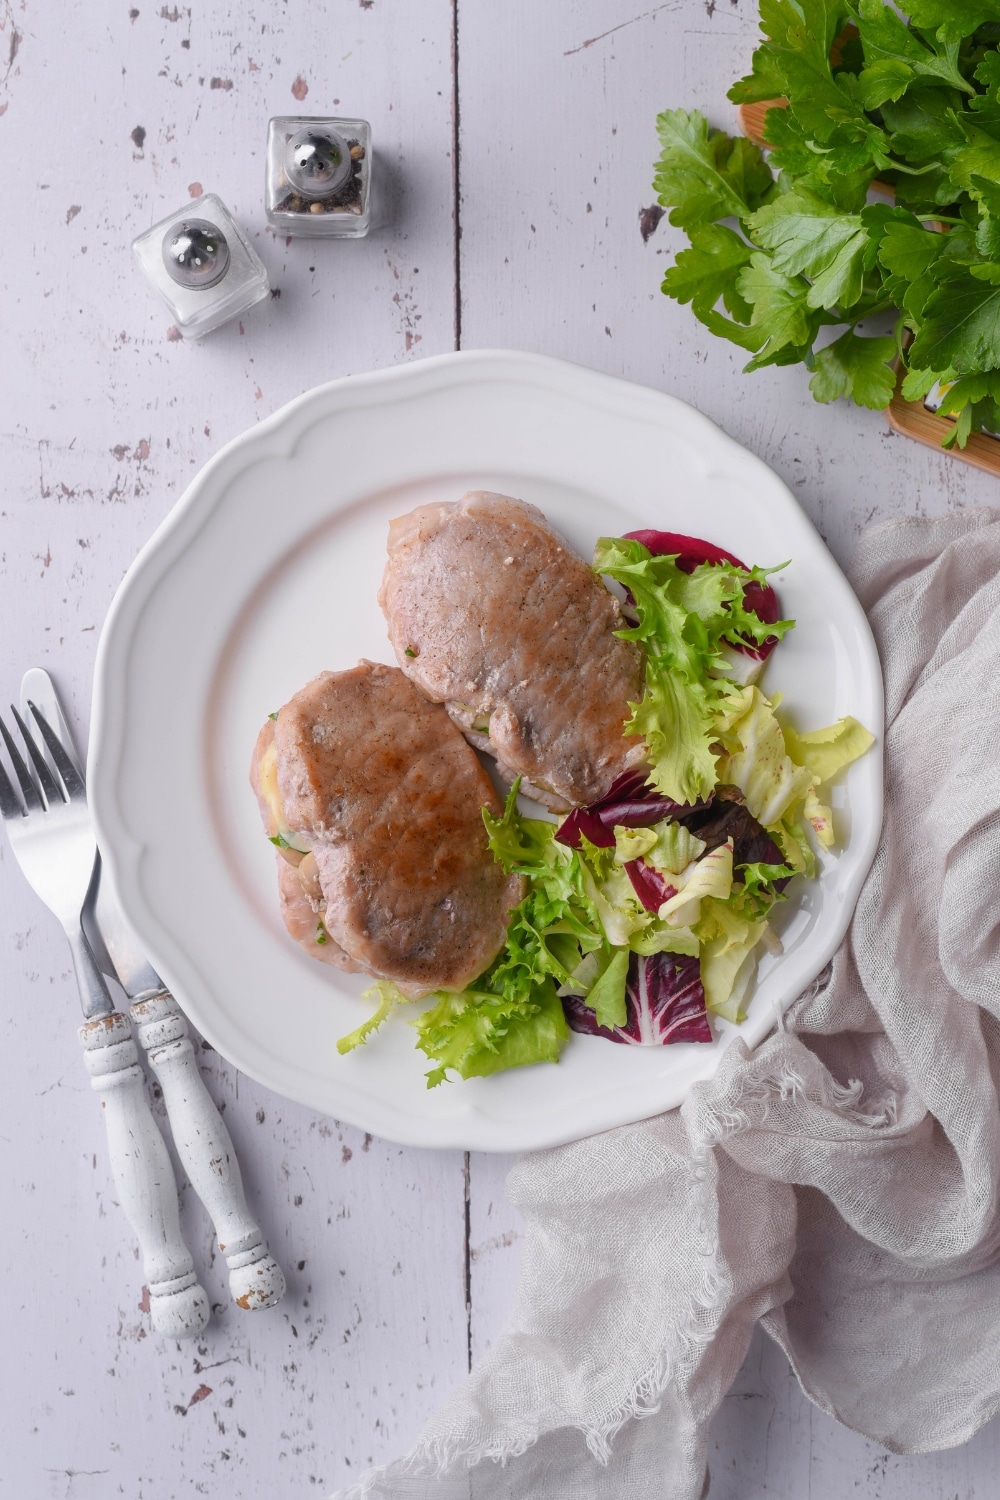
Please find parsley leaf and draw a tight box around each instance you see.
[662,225,755,321]
[654,109,773,229]
[908,275,1000,373]
[736,253,816,353]
[748,189,876,310]
[809,327,898,407]
[904,1,1000,44]
[853,0,971,101]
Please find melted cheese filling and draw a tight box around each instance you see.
[259,739,311,855]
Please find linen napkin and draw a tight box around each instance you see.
[336,506,1000,1500]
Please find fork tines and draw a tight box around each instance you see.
[0,703,80,819]
[26,702,85,798]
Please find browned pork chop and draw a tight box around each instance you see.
[378,491,646,810]
[251,661,522,995]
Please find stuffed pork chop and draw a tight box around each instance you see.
[251,661,523,995]
[378,491,646,811]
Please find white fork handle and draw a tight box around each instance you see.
[130,991,286,1311]
[79,1012,211,1339]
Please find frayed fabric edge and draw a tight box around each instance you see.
[690,1045,897,1148]
[330,1149,733,1499]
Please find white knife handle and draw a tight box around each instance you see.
[130,992,286,1311]
[79,1013,211,1340]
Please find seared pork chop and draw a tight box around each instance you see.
[252,661,522,995]
[378,491,646,810]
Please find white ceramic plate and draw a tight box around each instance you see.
[90,350,883,1152]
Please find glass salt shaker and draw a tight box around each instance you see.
[132,193,270,339]
[265,116,372,238]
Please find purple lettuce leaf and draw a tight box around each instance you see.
[563,951,712,1046]
[623,859,678,913]
[555,770,711,850]
[668,784,790,890]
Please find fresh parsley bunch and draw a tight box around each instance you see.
[655,0,1000,446]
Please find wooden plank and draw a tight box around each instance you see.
[467,1153,523,1366]
[0,1,466,1496]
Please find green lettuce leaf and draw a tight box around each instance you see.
[337,980,405,1056]
[732,860,797,920]
[628,670,720,807]
[694,898,768,1022]
[658,840,735,928]
[614,820,707,874]
[714,686,815,827]
[414,982,569,1088]
[629,924,701,958]
[782,714,876,782]
[586,948,631,1030]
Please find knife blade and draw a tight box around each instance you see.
[93,881,164,1002]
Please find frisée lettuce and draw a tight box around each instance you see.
[592,536,794,804]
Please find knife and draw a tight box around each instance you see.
[21,669,286,1314]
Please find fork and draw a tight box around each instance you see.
[0,703,210,1339]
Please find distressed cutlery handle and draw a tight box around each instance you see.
[130,991,287,1311]
[79,1013,211,1340]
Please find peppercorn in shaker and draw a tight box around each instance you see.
[265,117,372,238]
[132,193,270,339]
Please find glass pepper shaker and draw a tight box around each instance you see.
[265,116,372,238]
[132,193,270,339]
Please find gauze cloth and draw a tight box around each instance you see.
[335,508,1000,1500]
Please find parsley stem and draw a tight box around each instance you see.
[883,159,945,177]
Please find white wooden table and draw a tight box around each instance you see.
[2,3,998,1496]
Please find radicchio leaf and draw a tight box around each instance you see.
[669,783,790,890]
[555,769,711,850]
[623,859,677,913]
[623,528,781,661]
[563,951,711,1045]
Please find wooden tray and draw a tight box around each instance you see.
[886,369,1000,476]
